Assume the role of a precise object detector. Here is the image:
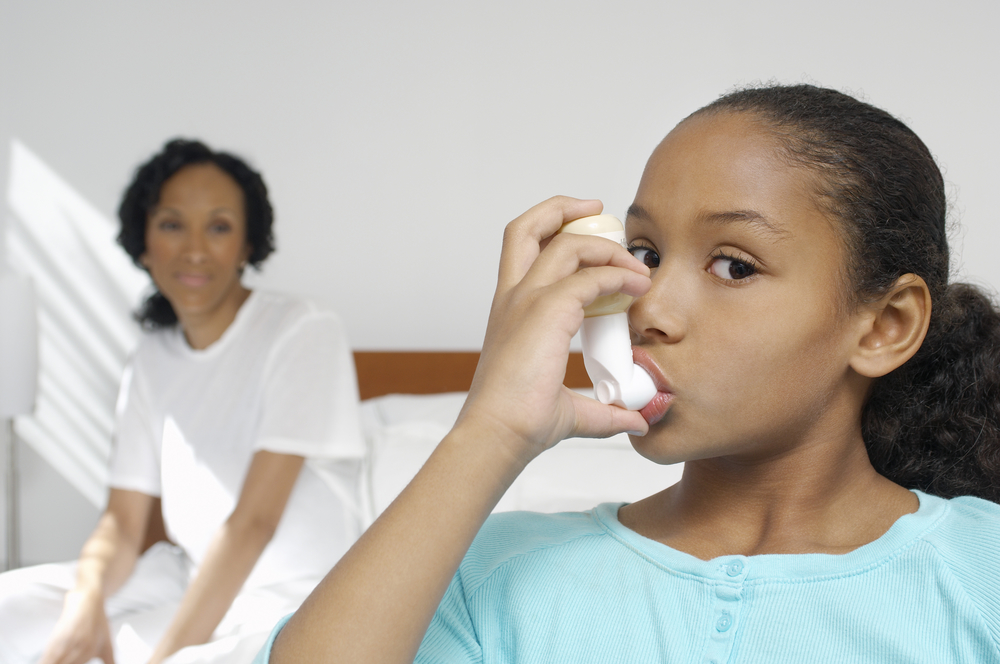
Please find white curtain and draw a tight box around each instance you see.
[5,140,148,507]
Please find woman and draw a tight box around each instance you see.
[0,139,366,663]
[257,85,1000,662]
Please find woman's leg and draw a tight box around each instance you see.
[0,542,191,664]
[105,541,191,663]
[162,578,315,664]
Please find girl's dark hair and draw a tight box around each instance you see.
[696,84,1000,502]
[117,138,275,329]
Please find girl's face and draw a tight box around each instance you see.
[141,163,251,328]
[626,111,870,465]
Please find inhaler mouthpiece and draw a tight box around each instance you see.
[581,313,656,411]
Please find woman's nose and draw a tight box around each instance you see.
[182,231,208,262]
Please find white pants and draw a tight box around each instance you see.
[0,542,311,664]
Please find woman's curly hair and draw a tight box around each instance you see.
[695,84,1000,503]
[117,138,275,329]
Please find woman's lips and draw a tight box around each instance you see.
[177,273,210,287]
[631,346,674,426]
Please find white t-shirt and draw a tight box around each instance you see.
[110,291,366,589]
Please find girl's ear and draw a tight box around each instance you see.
[849,274,931,378]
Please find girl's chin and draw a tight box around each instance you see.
[624,431,689,467]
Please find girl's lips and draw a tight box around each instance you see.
[631,346,674,426]
[639,391,674,426]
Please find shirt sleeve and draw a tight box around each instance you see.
[252,613,292,664]
[929,496,1000,656]
[254,311,366,460]
[415,571,483,664]
[108,355,162,496]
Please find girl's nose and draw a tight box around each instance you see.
[628,271,686,344]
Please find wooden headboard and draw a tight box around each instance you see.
[353,351,591,401]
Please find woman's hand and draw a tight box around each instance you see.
[458,196,652,465]
[39,489,153,664]
[39,588,115,664]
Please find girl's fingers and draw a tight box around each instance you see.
[469,197,656,455]
[495,249,652,349]
[474,265,651,449]
[496,197,603,293]
[568,389,649,438]
[518,234,650,300]
[530,265,652,335]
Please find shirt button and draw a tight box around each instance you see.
[726,559,744,577]
[716,611,733,632]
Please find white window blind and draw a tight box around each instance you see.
[5,141,148,507]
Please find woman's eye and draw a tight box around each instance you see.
[628,246,660,268]
[209,222,231,234]
[709,255,757,281]
[157,219,181,231]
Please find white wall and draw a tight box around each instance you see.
[2,0,999,562]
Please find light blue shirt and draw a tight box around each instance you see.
[255,491,1000,663]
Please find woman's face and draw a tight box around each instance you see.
[626,111,869,465]
[141,163,251,327]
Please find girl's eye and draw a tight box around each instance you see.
[628,245,660,268]
[709,254,757,281]
[209,222,232,234]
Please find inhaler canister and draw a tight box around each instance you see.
[557,214,656,411]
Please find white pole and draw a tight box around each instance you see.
[0,272,38,571]
[3,419,18,570]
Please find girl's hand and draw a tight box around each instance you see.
[458,196,652,466]
[39,588,115,664]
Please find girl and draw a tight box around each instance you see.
[260,84,1000,662]
[0,139,366,664]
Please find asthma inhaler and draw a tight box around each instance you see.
[558,214,656,411]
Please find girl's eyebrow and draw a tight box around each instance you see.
[626,204,790,241]
[699,210,791,241]
[625,203,653,225]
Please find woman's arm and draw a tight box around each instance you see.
[271,196,651,664]
[146,450,304,664]
[40,488,153,664]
